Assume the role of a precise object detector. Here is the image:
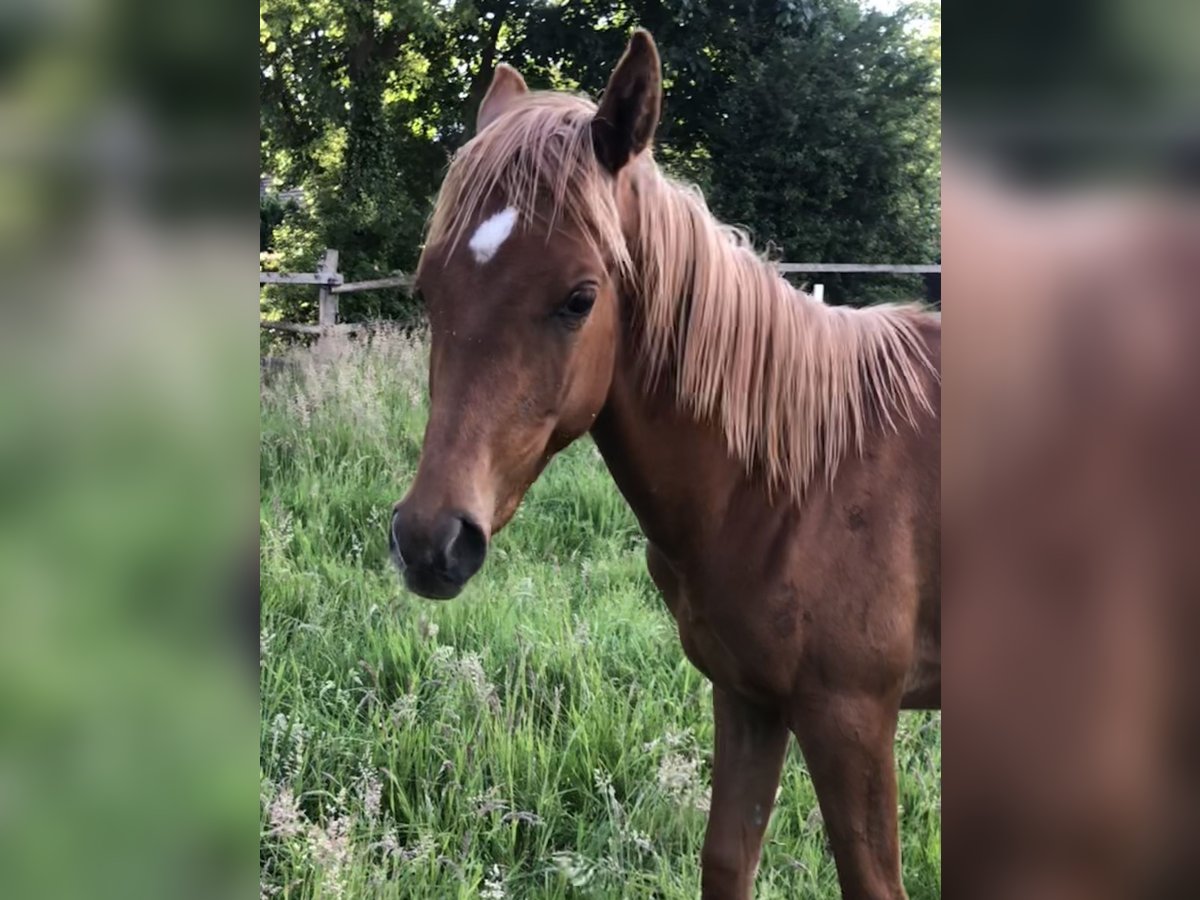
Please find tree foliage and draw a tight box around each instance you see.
[260,0,940,322]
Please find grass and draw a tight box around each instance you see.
[259,329,941,899]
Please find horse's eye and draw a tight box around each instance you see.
[558,287,596,323]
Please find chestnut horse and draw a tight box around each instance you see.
[390,30,940,900]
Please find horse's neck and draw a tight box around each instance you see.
[589,338,744,561]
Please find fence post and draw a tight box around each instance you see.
[315,248,339,351]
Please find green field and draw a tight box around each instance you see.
[259,329,941,899]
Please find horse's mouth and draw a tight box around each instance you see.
[401,566,465,600]
[389,534,464,600]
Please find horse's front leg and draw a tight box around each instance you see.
[792,690,907,900]
[701,687,790,900]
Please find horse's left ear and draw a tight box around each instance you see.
[477,63,528,133]
[592,29,662,173]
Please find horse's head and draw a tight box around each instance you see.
[390,31,662,599]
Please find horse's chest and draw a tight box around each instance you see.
[675,609,733,678]
[677,593,797,703]
[647,544,785,700]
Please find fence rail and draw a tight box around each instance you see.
[259,321,367,336]
[332,274,412,294]
[260,249,939,342]
[259,272,343,286]
[776,263,940,274]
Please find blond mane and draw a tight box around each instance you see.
[427,92,935,500]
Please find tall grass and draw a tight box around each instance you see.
[259,329,941,899]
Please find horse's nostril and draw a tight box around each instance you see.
[439,515,463,558]
[446,514,487,580]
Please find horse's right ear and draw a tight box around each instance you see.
[477,63,528,133]
[592,29,662,173]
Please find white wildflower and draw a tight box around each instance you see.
[268,714,308,780]
[572,617,591,646]
[457,651,499,710]
[481,864,506,899]
[266,785,305,839]
[642,728,692,754]
[392,834,435,864]
[472,785,508,817]
[593,767,623,823]
[311,814,351,899]
[552,852,597,888]
[657,751,708,811]
[358,767,382,822]
[390,693,418,727]
[378,830,400,858]
[627,829,654,854]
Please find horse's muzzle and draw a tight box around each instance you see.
[389,505,488,600]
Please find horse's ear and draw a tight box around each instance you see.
[592,29,662,173]
[477,63,528,133]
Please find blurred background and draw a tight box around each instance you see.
[0,0,257,897]
[943,1,1200,898]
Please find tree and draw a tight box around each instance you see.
[260,0,941,322]
[260,0,446,322]
[522,0,940,302]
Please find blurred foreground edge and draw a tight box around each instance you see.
[942,154,1200,900]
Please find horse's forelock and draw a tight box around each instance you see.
[426,93,628,275]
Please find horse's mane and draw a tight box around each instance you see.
[427,92,934,500]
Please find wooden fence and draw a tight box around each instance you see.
[260,249,939,339]
[259,249,414,339]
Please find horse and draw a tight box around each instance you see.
[389,30,940,900]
